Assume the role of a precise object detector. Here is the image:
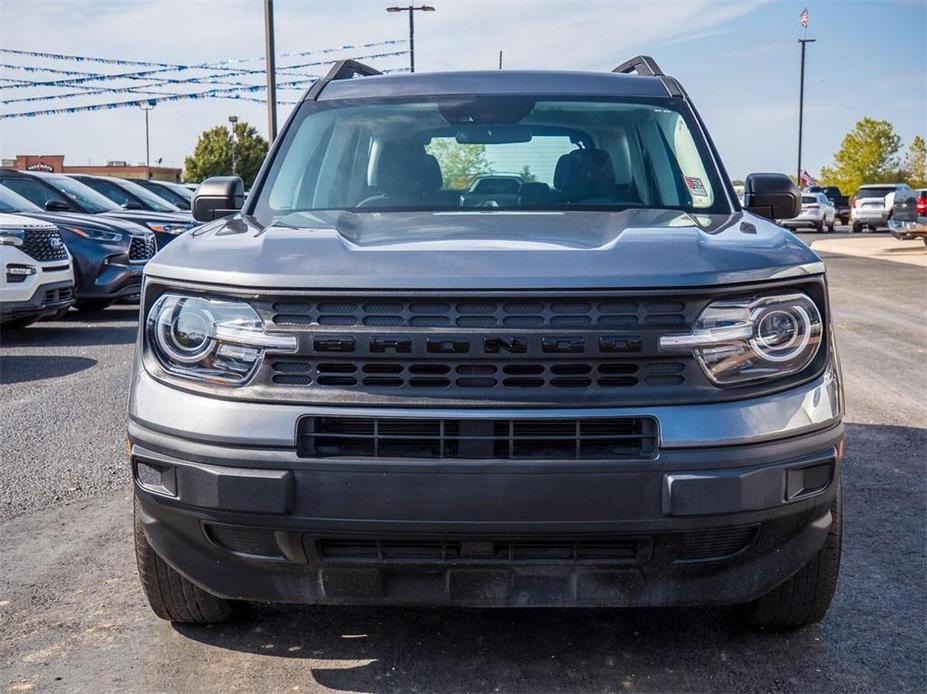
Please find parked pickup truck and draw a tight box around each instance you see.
[806,185,849,225]
[129,56,844,630]
[888,188,927,245]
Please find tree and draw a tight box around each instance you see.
[183,121,268,188]
[818,118,902,193]
[424,139,492,189]
[903,135,926,188]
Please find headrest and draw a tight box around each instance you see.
[377,141,443,195]
[553,148,616,201]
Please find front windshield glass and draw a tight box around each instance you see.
[251,96,729,224]
[0,184,43,213]
[46,175,120,212]
[116,178,181,212]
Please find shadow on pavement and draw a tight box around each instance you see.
[0,322,137,347]
[0,355,97,384]
[170,422,925,692]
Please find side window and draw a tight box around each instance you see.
[81,179,132,206]
[0,177,71,209]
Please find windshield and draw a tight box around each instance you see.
[0,184,43,213]
[251,96,728,224]
[46,175,120,212]
[856,187,895,199]
[114,178,181,212]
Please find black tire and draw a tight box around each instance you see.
[827,218,835,232]
[134,500,234,624]
[74,299,113,313]
[739,486,842,629]
[852,223,862,234]
[2,316,38,330]
[815,219,824,233]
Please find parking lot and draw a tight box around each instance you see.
[1,232,924,693]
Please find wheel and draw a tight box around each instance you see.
[827,218,835,232]
[74,299,113,313]
[1,316,38,330]
[815,219,824,233]
[852,223,862,233]
[739,485,842,629]
[134,499,234,624]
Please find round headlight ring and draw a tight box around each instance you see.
[749,303,814,363]
[154,297,216,364]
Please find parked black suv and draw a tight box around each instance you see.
[0,170,195,249]
[131,58,843,629]
[0,182,157,310]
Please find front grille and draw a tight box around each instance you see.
[316,538,639,564]
[43,286,73,304]
[129,234,157,262]
[272,358,686,390]
[675,526,759,562]
[298,415,657,460]
[21,227,69,262]
[273,298,688,328]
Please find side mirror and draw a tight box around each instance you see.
[123,200,144,210]
[45,200,70,212]
[743,173,801,220]
[192,176,244,222]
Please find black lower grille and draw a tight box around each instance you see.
[675,526,759,562]
[44,286,73,304]
[21,227,69,262]
[316,538,639,564]
[129,234,157,262]
[298,415,657,460]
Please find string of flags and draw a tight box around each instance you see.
[0,40,410,119]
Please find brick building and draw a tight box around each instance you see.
[7,154,182,182]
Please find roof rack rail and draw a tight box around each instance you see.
[305,59,382,100]
[612,55,664,77]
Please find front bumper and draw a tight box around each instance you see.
[130,364,844,608]
[1,279,75,321]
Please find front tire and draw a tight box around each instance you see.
[815,219,824,233]
[739,486,842,629]
[134,500,234,624]
[852,223,862,233]
[74,299,113,313]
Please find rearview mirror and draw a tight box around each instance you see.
[456,125,532,145]
[192,176,244,222]
[45,200,70,212]
[743,173,801,220]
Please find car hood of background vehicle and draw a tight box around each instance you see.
[18,210,151,235]
[99,210,193,224]
[145,208,823,289]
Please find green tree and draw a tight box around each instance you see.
[425,138,492,189]
[903,135,926,188]
[519,165,537,183]
[818,118,902,193]
[183,121,268,188]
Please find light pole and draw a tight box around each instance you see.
[386,5,435,73]
[228,115,239,176]
[264,0,278,141]
[139,100,156,180]
[797,37,816,185]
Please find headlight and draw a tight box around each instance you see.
[62,225,122,242]
[146,222,191,234]
[146,294,297,384]
[0,229,24,246]
[660,292,822,385]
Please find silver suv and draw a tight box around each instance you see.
[129,57,843,629]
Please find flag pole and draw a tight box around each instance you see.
[797,8,815,186]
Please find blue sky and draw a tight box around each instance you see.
[1,0,924,180]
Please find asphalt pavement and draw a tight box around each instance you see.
[1,232,925,693]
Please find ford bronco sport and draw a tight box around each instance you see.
[130,57,843,628]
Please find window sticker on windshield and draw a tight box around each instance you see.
[684,176,707,197]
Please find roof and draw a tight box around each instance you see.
[317,70,673,101]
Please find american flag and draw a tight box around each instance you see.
[800,7,809,28]
[800,169,816,187]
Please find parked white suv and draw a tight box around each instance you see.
[850,183,911,233]
[1,213,75,329]
[781,192,836,232]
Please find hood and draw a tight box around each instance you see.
[18,210,151,235]
[145,208,824,290]
[100,210,194,225]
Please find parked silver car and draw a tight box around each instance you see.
[850,183,911,232]
[781,192,836,232]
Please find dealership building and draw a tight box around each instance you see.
[3,154,182,182]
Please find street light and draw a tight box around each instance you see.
[386,5,435,73]
[139,100,156,180]
[228,115,239,176]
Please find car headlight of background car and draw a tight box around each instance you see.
[0,228,25,246]
[62,224,123,242]
[146,293,297,384]
[145,222,192,235]
[660,292,823,385]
